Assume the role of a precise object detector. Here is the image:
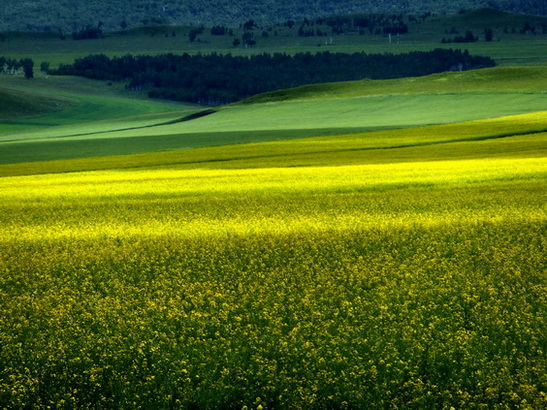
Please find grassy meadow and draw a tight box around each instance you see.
[1,66,546,165]
[1,9,547,67]
[1,11,547,408]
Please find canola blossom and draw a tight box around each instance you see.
[2,157,545,240]
[0,156,546,408]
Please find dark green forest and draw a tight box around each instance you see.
[51,50,495,105]
[1,0,545,32]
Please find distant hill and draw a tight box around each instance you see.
[0,87,73,119]
[0,0,545,32]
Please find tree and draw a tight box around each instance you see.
[188,28,203,42]
[242,32,256,47]
[20,58,34,79]
[40,62,50,72]
[484,28,494,42]
[452,30,477,43]
[51,49,495,106]
[72,25,101,40]
[465,30,477,42]
[211,26,227,35]
[243,19,256,30]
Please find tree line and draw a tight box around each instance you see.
[2,0,546,33]
[0,57,34,78]
[50,49,495,105]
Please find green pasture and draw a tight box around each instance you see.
[1,9,547,67]
[247,66,547,102]
[1,66,546,165]
[0,87,74,120]
[4,38,546,68]
[0,74,202,143]
[2,93,545,164]
[2,111,545,177]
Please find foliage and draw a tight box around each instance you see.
[0,57,22,74]
[211,26,229,36]
[0,1,545,33]
[321,14,410,36]
[19,58,34,79]
[50,49,495,104]
[1,9,545,71]
[0,57,35,79]
[442,30,478,44]
[71,25,103,40]
[188,27,204,42]
[39,62,50,72]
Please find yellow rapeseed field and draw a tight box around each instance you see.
[2,157,545,241]
[0,156,546,408]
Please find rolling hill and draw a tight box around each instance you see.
[1,5,546,407]
[0,65,545,173]
[0,0,545,33]
[0,87,74,120]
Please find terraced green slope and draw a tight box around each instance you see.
[1,66,546,165]
[2,110,545,176]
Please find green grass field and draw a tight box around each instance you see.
[1,66,546,165]
[1,9,547,66]
[0,11,546,408]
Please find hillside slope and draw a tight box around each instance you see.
[0,87,74,120]
[0,0,545,32]
[242,66,547,103]
[1,66,545,166]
